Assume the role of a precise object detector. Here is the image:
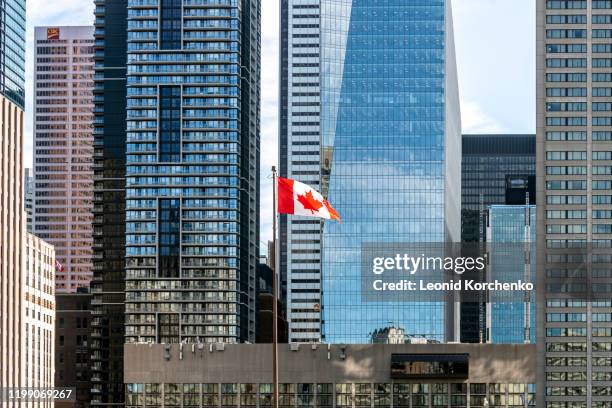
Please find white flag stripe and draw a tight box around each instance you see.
[291,179,332,220]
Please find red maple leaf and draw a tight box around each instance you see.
[297,190,323,214]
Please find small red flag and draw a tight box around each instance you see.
[277,177,340,222]
[55,259,65,272]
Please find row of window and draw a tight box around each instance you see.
[547,0,612,9]
[547,327,612,336]
[549,72,612,82]
[548,58,612,68]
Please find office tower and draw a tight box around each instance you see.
[538,1,612,406]
[278,0,322,343]
[90,0,127,405]
[25,167,33,231]
[32,26,94,293]
[124,0,260,345]
[0,0,26,398]
[280,0,461,343]
[55,291,92,408]
[460,134,535,343]
[23,233,55,407]
[486,205,536,344]
[461,134,536,243]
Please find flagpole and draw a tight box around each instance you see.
[271,166,279,408]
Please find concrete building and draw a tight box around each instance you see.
[25,167,33,232]
[124,343,536,408]
[55,292,92,408]
[0,0,26,399]
[32,26,95,293]
[280,0,461,345]
[123,0,260,345]
[537,1,612,406]
[23,233,56,408]
[90,0,128,405]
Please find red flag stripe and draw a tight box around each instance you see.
[277,177,295,215]
[323,199,341,222]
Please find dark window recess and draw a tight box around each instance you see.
[159,86,181,162]
[160,0,181,50]
[390,354,469,379]
[157,313,180,343]
[158,199,180,278]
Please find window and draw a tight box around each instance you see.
[546,14,587,24]
[160,0,181,50]
[546,0,586,8]
[159,86,181,162]
[158,199,180,278]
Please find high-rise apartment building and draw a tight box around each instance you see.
[538,1,612,406]
[25,167,33,231]
[123,0,260,345]
[32,26,95,293]
[23,233,55,408]
[460,134,535,343]
[280,0,461,343]
[90,0,127,405]
[0,0,26,399]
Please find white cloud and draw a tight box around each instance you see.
[461,101,505,134]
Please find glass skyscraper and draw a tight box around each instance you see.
[460,134,535,343]
[299,0,461,344]
[124,0,260,345]
[0,0,24,108]
[487,205,536,345]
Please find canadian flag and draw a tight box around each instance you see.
[277,177,340,222]
[55,259,65,273]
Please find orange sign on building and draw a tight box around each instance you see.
[47,27,60,40]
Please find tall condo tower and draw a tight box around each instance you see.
[90,0,128,405]
[123,0,261,345]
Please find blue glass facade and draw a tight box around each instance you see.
[487,205,536,344]
[0,0,24,107]
[124,0,260,344]
[320,0,461,344]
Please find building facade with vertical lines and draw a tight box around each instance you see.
[460,134,535,344]
[23,233,55,408]
[279,0,324,344]
[281,0,462,344]
[123,0,260,345]
[0,0,26,402]
[90,0,128,405]
[32,26,95,293]
[537,1,612,406]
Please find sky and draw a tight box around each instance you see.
[24,0,535,248]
